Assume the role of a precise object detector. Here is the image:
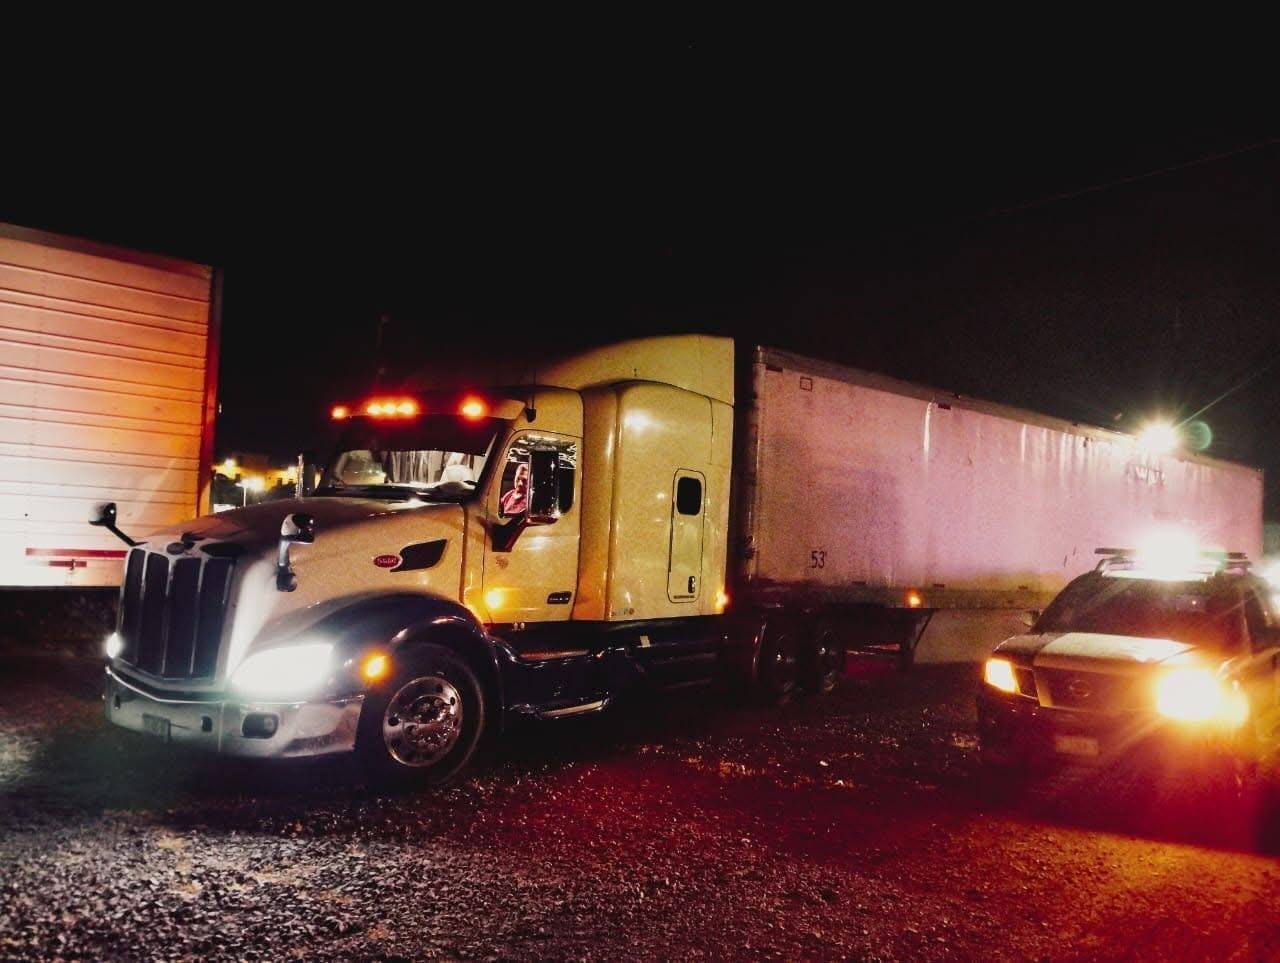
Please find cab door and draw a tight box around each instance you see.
[1242,585,1280,743]
[667,470,705,603]
[482,432,580,623]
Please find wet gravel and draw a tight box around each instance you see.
[3,644,1280,961]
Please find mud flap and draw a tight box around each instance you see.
[844,606,934,671]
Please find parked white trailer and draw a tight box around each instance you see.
[0,224,220,587]
[734,346,1264,662]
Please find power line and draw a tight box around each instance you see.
[981,137,1279,220]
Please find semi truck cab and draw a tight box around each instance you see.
[103,335,741,783]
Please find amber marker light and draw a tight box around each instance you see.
[459,397,488,420]
[905,590,924,608]
[331,405,350,420]
[715,589,730,613]
[984,658,1018,694]
[396,400,419,416]
[361,652,390,682]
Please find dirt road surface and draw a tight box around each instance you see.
[3,648,1279,961]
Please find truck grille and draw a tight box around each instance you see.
[1038,668,1146,712]
[117,548,235,680]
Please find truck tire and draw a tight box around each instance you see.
[356,643,487,788]
[802,622,846,695]
[756,618,801,706]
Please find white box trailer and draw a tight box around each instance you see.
[734,346,1264,662]
[0,224,220,587]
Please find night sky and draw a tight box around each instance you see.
[4,63,1276,515]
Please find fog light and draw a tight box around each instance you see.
[105,631,123,659]
[242,713,279,739]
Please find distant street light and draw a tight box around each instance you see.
[236,476,266,506]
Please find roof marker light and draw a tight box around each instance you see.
[331,405,350,420]
[460,397,488,420]
[1137,420,1181,456]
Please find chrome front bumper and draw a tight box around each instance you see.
[104,666,363,759]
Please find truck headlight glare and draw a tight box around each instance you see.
[230,642,333,699]
[984,658,1018,695]
[105,631,124,659]
[1154,666,1247,726]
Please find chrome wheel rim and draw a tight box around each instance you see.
[767,635,798,694]
[382,674,463,767]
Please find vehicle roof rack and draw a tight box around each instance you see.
[1093,547,1251,575]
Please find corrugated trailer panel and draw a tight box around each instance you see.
[744,348,1262,608]
[0,226,216,587]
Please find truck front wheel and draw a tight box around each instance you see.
[356,643,487,787]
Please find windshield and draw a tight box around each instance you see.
[1035,574,1246,650]
[317,415,501,501]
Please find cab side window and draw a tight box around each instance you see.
[497,437,577,519]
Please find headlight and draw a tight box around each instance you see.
[1154,666,1248,726]
[984,658,1018,695]
[230,642,333,699]
[104,631,124,659]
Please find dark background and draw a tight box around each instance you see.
[3,49,1277,516]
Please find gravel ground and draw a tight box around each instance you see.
[3,641,1280,961]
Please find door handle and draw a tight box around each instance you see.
[687,576,697,594]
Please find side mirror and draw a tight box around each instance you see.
[526,448,561,525]
[89,501,142,547]
[276,513,316,591]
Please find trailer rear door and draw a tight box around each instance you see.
[0,224,218,587]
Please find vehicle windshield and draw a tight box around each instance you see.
[1035,574,1246,649]
[316,415,501,502]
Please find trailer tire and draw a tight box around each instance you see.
[756,619,802,706]
[356,643,487,788]
[802,622,846,695]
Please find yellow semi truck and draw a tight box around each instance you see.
[99,335,1262,783]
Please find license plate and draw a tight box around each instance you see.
[1054,734,1099,758]
[142,713,171,742]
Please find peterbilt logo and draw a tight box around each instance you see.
[1067,677,1092,701]
[373,554,401,568]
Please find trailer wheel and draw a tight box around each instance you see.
[356,643,487,788]
[756,620,801,706]
[803,624,846,696]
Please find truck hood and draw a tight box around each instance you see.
[138,497,469,679]
[994,631,1197,671]
[142,496,422,548]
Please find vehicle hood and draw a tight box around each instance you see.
[142,496,421,548]
[993,631,1198,671]
[139,497,468,677]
